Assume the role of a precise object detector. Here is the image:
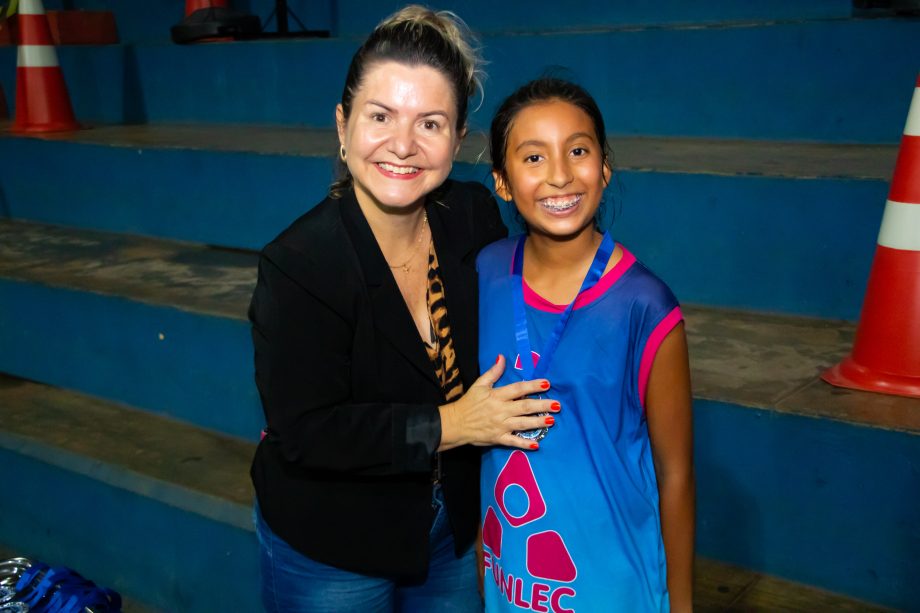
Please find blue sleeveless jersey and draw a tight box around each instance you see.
[477,237,683,613]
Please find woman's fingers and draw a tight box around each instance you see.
[496,433,542,450]
[497,396,560,417]
[492,377,552,401]
[508,414,555,433]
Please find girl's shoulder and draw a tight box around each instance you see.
[619,247,679,310]
[615,248,682,353]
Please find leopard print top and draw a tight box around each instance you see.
[424,242,465,402]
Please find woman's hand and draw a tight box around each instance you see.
[438,354,560,451]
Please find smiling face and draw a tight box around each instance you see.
[494,99,610,240]
[336,61,462,214]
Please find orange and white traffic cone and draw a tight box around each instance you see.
[822,75,920,398]
[12,0,79,133]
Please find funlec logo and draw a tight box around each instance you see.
[483,450,577,612]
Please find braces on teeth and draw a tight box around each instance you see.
[541,194,581,211]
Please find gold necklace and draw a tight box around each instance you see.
[387,212,428,274]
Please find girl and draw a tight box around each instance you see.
[477,78,694,612]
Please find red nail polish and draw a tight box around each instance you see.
[495,355,501,364]
[529,443,539,450]
[545,416,555,425]
[540,381,550,390]
[551,401,561,411]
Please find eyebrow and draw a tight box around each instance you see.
[514,132,596,152]
[365,100,450,119]
[515,139,546,152]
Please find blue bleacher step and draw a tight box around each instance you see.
[0,124,897,319]
[0,375,258,613]
[0,373,902,612]
[1,216,917,606]
[685,304,920,434]
[3,216,915,436]
[686,306,919,611]
[0,17,916,141]
[0,218,261,439]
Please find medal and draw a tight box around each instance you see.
[511,231,615,441]
[515,394,548,441]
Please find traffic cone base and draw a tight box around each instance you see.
[822,358,920,398]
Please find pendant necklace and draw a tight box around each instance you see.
[387,212,428,274]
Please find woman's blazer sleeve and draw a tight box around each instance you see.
[249,242,440,477]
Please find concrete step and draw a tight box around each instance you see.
[1,17,916,141]
[5,202,919,409]
[685,305,920,434]
[0,125,895,318]
[5,215,918,436]
[0,359,914,612]
[686,306,920,609]
[693,558,894,612]
[0,219,261,438]
[3,215,913,416]
[0,376,257,613]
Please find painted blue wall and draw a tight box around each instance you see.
[36,0,853,41]
[334,0,854,36]
[1,137,888,320]
[609,172,886,320]
[0,138,333,250]
[1,18,917,142]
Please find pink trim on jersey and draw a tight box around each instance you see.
[638,306,684,409]
[516,246,638,313]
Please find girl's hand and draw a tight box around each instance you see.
[438,354,560,451]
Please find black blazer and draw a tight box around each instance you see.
[250,180,507,581]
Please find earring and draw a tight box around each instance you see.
[339,146,347,161]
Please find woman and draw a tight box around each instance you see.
[249,6,558,612]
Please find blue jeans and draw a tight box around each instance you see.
[255,485,482,612]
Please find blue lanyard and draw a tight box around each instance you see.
[511,231,615,381]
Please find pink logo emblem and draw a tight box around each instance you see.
[483,506,503,558]
[483,449,579,605]
[526,531,577,583]
[495,451,546,527]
